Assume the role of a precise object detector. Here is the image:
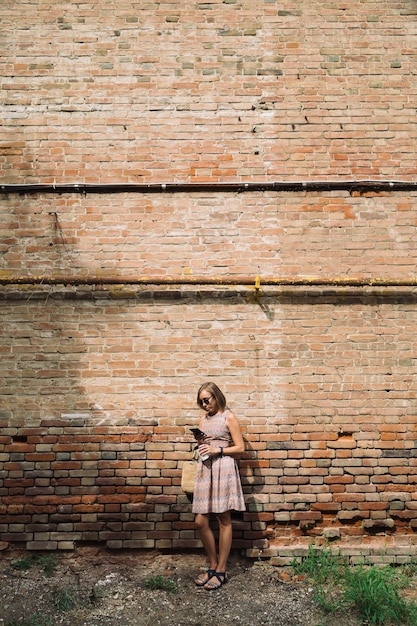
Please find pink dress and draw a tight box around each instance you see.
[192,410,246,514]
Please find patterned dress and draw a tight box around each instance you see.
[192,409,246,514]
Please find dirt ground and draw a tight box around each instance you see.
[0,546,366,626]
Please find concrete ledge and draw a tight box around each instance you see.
[247,535,417,566]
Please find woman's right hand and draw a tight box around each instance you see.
[198,440,217,458]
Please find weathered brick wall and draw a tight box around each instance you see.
[2,0,417,182]
[1,1,417,560]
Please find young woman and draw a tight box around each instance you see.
[192,382,245,590]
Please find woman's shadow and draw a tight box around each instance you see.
[230,437,267,550]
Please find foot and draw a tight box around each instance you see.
[195,568,216,587]
[204,571,227,590]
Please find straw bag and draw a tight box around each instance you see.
[181,449,198,494]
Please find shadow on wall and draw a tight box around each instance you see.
[0,278,272,551]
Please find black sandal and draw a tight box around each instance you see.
[204,571,227,590]
[195,568,216,587]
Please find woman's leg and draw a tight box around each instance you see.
[215,510,232,573]
[203,511,232,589]
[194,513,218,570]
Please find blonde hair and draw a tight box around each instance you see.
[196,382,226,411]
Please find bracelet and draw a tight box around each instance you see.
[219,447,224,457]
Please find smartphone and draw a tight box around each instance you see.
[190,428,205,438]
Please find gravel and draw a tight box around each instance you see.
[0,546,360,626]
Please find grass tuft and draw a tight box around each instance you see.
[12,555,37,571]
[54,587,77,612]
[292,543,347,586]
[292,544,417,625]
[11,553,58,577]
[144,574,179,594]
[37,554,58,577]
[344,564,417,625]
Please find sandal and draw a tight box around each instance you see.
[204,571,227,591]
[195,568,216,587]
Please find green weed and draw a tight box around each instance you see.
[54,587,77,612]
[37,554,58,577]
[313,586,346,615]
[291,544,349,614]
[144,574,179,594]
[11,553,58,577]
[292,543,347,586]
[89,584,106,604]
[292,545,417,625]
[344,564,417,625]
[11,555,36,571]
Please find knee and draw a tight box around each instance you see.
[194,514,209,531]
[217,512,232,529]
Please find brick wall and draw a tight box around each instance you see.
[1,0,417,561]
[2,0,417,183]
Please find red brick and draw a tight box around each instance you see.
[1,0,417,558]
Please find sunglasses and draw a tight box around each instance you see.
[201,395,213,405]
